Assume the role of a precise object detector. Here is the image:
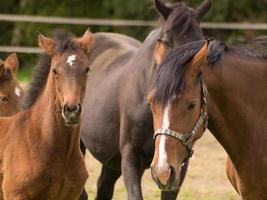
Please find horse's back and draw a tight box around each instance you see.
[87,32,140,73]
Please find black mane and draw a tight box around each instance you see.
[21,29,75,109]
[151,39,225,105]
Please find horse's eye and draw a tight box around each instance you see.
[187,102,196,111]
[52,68,58,76]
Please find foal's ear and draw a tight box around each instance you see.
[0,59,4,77]
[186,42,208,79]
[154,40,168,65]
[5,53,19,74]
[38,33,56,55]
[75,29,95,52]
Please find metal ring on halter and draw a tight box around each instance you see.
[153,78,208,162]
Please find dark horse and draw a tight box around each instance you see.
[80,0,212,199]
[148,38,267,199]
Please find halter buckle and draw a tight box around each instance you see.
[183,134,193,146]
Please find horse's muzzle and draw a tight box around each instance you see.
[150,165,180,191]
[62,103,81,125]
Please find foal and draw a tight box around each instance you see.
[148,39,267,199]
[0,30,94,200]
[0,53,23,116]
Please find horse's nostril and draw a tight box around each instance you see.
[155,166,171,186]
[64,104,81,114]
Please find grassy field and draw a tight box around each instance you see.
[84,131,240,200]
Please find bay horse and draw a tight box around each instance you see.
[148,39,267,199]
[0,29,94,200]
[80,0,212,199]
[0,53,23,116]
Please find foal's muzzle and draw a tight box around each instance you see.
[62,103,81,125]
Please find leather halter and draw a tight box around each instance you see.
[153,78,208,161]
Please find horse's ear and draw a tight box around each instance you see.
[154,40,168,65]
[196,0,212,19]
[38,33,56,55]
[5,53,19,74]
[186,42,209,80]
[0,59,4,77]
[75,29,95,52]
[154,0,172,20]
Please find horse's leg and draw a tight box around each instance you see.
[0,175,3,200]
[78,189,88,200]
[78,140,88,200]
[226,156,242,195]
[161,191,178,200]
[95,165,121,200]
[121,144,145,200]
[160,160,189,200]
[80,140,86,155]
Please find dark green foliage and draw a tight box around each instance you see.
[1,0,267,80]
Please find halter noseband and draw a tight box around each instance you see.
[153,78,208,162]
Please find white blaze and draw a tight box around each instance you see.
[67,54,76,66]
[14,87,21,97]
[158,102,171,168]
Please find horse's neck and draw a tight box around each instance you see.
[205,52,267,165]
[30,74,80,158]
[128,29,161,93]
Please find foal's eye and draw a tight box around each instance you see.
[187,102,196,111]
[52,68,58,76]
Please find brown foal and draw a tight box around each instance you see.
[0,53,23,116]
[0,29,94,200]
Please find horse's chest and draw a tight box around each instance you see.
[3,159,88,200]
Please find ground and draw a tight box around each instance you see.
[84,130,240,200]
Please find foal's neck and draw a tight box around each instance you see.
[204,52,267,165]
[31,74,80,159]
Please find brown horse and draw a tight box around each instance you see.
[0,53,23,116]
[148,39,267,199]
[0,29,94,200]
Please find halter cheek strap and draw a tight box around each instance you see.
[153,79,208,162]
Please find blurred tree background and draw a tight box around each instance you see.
[1,0,267,80]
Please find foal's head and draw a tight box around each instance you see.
[38,29,94,126]
[155,0,211,47]
[148,40,209,190]
[0,53,23,116]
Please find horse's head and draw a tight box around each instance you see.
[38,29,94,126]
[0,53,23,116]
[148,40,209,190]
[155,0,211,47]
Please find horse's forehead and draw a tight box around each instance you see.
[54,52,87,67]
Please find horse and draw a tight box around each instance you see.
[148,38,267,199]
[0,29,94,200]
[80,0,212,199]
[0,53,23,116]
